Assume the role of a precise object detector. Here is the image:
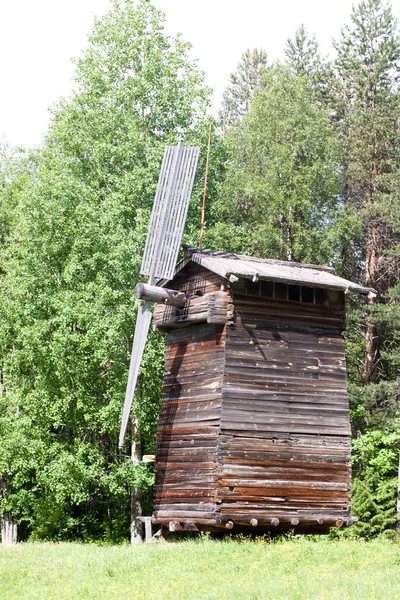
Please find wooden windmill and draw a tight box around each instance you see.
[120,142,375,536]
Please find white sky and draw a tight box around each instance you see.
[1,0,400,148]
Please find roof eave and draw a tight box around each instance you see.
[162,250,377,297]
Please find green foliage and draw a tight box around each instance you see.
[219,48,268,132]
[333,0,400,290]
[0,0,209,541]
[209,64,342,264]
[285,25,321,77]
[348,430,400,537]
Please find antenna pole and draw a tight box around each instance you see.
[199,88,215,248]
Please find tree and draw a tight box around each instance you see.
[0,0,209,541]
[334,0,400,383]
[219,48,268,132]
[285,25,321,78]
[208,64,343,265]
[349,430,400,537]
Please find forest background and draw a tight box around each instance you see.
[0,0,399,542]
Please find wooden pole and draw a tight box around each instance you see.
[199,88,215,249]
[135,283,186,308]
[130,418,143,544]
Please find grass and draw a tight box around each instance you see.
[1,536,400,599]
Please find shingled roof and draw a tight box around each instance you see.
[172,246,375,297]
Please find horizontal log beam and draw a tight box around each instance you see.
[135,282,187,308]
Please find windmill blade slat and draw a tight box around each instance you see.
[140,143,200,281]
[118,301,153,448]
[162,146,198,279]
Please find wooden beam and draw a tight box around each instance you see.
[336,519,344,528]
[169,521,184,532]
[135,282,186,308]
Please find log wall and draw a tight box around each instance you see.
[218,283,351,527]
[153,264,226,524]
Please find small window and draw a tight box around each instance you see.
[302,286,314,303]
[246,280,260,296]
[261,281,274,297]
[275,282,288,299]
[315,288,326,305]
[288,285,301,301]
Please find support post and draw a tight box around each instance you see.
[160,525,169,542]
[130,418,143,544]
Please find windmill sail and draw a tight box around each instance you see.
[141,143,200,281]
[119,301,153,448]
[119,141,200,448]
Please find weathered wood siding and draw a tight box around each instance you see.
[153,265,226,524]
[218,284,351,527]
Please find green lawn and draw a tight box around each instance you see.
[1,537,400,599]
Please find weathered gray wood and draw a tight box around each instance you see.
[138,517,153,542]
[135,282,187,308]
[131,421,143,544]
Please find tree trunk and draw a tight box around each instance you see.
[130,418,143,544]
[1,512,17,546]
[364,307,376,384]
[364,206,379,384]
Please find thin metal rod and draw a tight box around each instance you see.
[199,88,215,249]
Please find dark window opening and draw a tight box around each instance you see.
[246,279,260,295]
[315,288,326,305]
[302,286,314,303]
[261,280,274,297]
[245,278,328,307]
[275,282,288,299]
[288,284,301,301]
